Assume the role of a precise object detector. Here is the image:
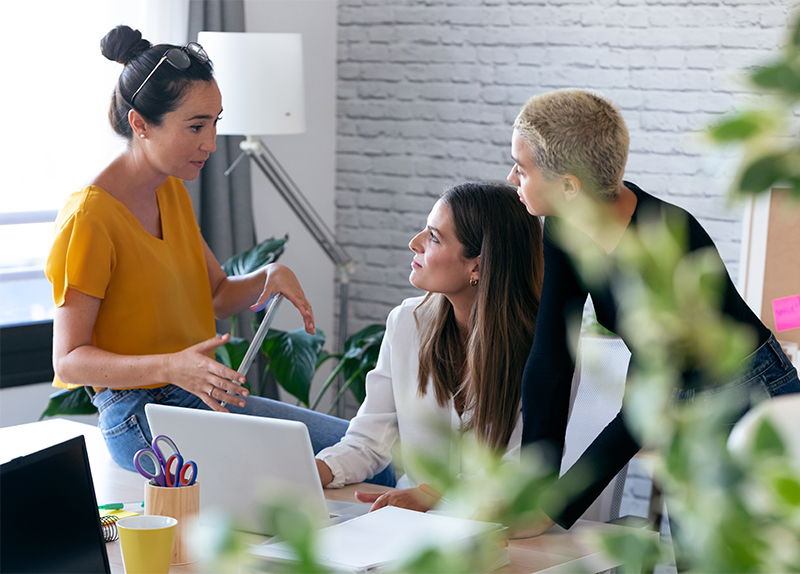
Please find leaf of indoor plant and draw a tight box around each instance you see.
[340,324,385,404]
[222,235,288,276]
[215,335,252,393]
[261,328,325,407]
[40,387,97,419]
[215,335,250,371]
[342,343,382,404]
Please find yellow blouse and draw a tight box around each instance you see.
[45,177,216,389]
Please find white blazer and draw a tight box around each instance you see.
[317,296,522,488]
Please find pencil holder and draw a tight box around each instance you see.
[144,481,200,565]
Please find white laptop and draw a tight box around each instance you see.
[145,404,369,535]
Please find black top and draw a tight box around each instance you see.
[521,181,770,528]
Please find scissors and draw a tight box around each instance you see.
[164,454,198,487]
[133,435,181,487]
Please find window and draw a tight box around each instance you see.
[0,0,187,384]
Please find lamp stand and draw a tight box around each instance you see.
[227,135,354,418]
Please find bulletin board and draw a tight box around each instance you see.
[739,188,800,363]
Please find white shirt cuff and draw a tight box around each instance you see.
[317,454,346,489]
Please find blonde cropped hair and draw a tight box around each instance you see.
[513,89,629,200]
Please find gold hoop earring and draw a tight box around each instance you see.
[470,278,478,287]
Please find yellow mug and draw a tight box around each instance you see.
[117,515,178,574]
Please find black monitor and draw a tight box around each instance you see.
[1,435,111,573]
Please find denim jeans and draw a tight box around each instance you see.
[672,333,800,422]
[91,385,396,487]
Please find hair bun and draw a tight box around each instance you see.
[100,25,151,65]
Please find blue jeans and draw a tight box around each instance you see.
[673,334,800,421]
[91,385,396,487]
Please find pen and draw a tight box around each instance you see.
[98,501,145,510]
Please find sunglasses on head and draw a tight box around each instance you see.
[129,42,209,105]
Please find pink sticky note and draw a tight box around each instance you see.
[772,295,800,332]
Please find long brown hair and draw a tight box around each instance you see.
[416,181,543,451]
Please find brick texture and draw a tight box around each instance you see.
[335,0,794,333]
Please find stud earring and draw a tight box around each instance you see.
[139,134,145,138]
[470,278,478,287]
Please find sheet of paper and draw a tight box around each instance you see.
[250,506,505,572]
[772,295,800,332]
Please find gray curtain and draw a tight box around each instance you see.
[186,0,278,399]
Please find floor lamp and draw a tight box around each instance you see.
[199,32,355,414]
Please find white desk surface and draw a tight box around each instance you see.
[1,418,647,574]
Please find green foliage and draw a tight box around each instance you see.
[262,502,328,574]
[753,418,787,458]
[222,234,287,276]
[260,327,326,407]
[594,528,666,574]
[310,324,386,412]
[398,539,505,574]
[215,335,251,393]
[738,153,800,196]
[581,311,616,337]
[750,60,800,94]
[215,319,386,412]
[705,15,800,199]
[40,387,97,419]
[708,111,773,142]
[340,324,384,403]
[219,237,386,412]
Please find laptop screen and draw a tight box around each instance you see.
[0,435,111,574]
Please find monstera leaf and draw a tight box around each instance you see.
[222,235,287,276]
[41,387,97,419]
[339,324,386,404]
[310,324,386,413]
[260,327,326,407]
[215,335,252,393]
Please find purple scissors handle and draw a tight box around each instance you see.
[132,435,181,487]
[134,449,166,486]
[151,435,180,466]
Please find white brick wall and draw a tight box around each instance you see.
[336,0,797,331]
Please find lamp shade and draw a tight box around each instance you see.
[198,32,305,136]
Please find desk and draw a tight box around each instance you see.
[1,419,649,573]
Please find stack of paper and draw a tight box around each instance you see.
[250,506,508,573]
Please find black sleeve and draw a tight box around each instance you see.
[684,212,770,346]
[539,406,642,528]
[523,219,639,529]
[521,219,587,469]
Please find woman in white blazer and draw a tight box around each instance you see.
[315,181,544,512]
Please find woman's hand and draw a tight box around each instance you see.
[354,485,441,513]
[507,510,556,539]
[251,263,315,334]
[164,333,249,412]
[203,238,315,333]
